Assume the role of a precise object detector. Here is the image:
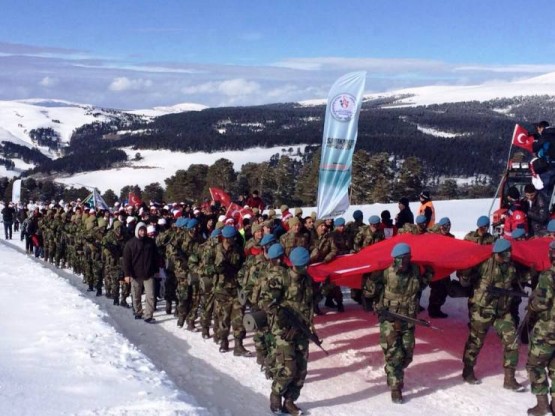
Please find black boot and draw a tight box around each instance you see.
[87,283,94,292]
[177,316,185,328]
[337,300,345,313]
[186,322,196,332]
[113,298,119,306]
[201,327,211,339]
[324,297,337,308]
[462,365,480,384]
[270,392,281,413]
[96,288,102,297]
[527,394,550,415]
[165,301,172,315]
[391,387,403,404]
[503,368,525,392]
[219,339,229,353]
[233,338,253,357]
[282,398,302,415]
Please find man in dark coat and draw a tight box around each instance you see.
[395,197,414,229]
[123,221,159,322]
[1,202,16,239]
[523,184,549,237]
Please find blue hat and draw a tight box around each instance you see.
[391,243,411,258]
[260,234,276,247]
[267,243,284,260]
[186,218,199,229]
[175,217,187,228]
[438,217,451,226]
[369,215,381,225]
[476,216,490,228]
[290,247,310,267]
[210,228,221,238]
[415,215,427,225]
[353,210,363,220]
[222,225,237,239]
[511,228,526,239]
[548,219,555,233]
[493,238,511,253]
[335,217,346,226]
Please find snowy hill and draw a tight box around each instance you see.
[299,71,555,107]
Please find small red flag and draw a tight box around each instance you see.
[129,192,142,206]
[512,124,534,153]
[209,187,232,208]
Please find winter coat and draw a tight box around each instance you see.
[395,207,414,229]
[524,192,549,236]
[123,223,159,280]
[1,206,15,222]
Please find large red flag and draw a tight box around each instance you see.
[512,124,534,153]
[209,187,232,208]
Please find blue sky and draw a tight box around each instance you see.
[0,0,554,108]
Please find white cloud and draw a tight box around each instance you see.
[182,78,261,97]
[108,77,153,92]
[39,76,58,87]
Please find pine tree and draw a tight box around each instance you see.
[143,182,164,204]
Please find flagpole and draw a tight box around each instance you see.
[487,141,514,220]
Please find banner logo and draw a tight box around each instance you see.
[331,93,357,122]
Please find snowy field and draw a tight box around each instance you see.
[55,145,308,194]
[0,198,541,415]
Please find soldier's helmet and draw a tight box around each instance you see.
[290,247,310,267]
[268,243,284,259]
[391,243,411,258]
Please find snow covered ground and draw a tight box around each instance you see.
[55,145,308,194]
[0,198,540,415]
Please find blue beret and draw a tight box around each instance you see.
[335,217,346,226]
[391,243,411,257]
[175,217,187,228]
[260,234,276,247]
[290,247,310,267]
[476,216,490,228]
[210,228,221,238]
[548,219,555,233]
[415,215,427,225]
[186,218,199,229]
[493,238,511,253]
[221,225,237,238]
[511,228,526,239]
[369,215,381,225]
[353,210,363,220]
[438,217,451,226]
[267,243,284,260]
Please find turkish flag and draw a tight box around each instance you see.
[129,192,142,206]
[209,187,232,208]
[512,124,534,153]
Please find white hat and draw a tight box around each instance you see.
[225,218,235,224]
[126,216,136,224]
[193,209,200,215]
[114,202,120,206]
[146,225,156,234]
[157,218,167,225]
[218,215,226,223]
[243,214,252,219]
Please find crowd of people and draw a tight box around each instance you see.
[1,186,555,415]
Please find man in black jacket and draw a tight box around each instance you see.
[523,184,549,237]
[1,202,16,239]
[123,221,159,322]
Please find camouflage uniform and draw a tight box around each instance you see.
[353,227,385,308]
[376,263,432,390]
[310,230,339,311]
[197,235,220,338]
[213,239,245,350]
[264,265,313,405]
[161,227,181,315]
[344,219,364,252]
[527,266,555,396]
[185,231,205,329]
[279,230,310,258]
[101,223,125,302]
[460,256,527,373]
[175,231,203,327]
[353,226,385,253]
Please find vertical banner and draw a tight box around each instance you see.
[11,179,21,203]
[317,71,366,219]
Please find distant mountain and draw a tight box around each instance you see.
[2,72,555,185]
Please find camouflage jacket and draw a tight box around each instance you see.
[331,229,350,255]
[529,267,555,340]
[464,230,495,245]
[309,232,337,264]
[377,263,432,318]
[353,226,385,252]
[213,241,245,296]
[280,230,310,257]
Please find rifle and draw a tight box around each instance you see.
[486,286,528,298]
[378,309,440,330]
[279,305,329,355]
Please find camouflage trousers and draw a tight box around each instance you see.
[379,319,415,388]
[198,277,216,330]
[54,240,66,268]
[186,277,201,327]
[270,330,309,401]
[45,239,56,263]
[526,326,555,395]
[463,305,518,369]
[104,260,121,299]
[214,292,246,341]
[176,275,192,323]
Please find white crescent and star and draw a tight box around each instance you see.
[516,133,528,144]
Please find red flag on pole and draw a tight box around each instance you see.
[209,187,232,208]
[511,124,534,153]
